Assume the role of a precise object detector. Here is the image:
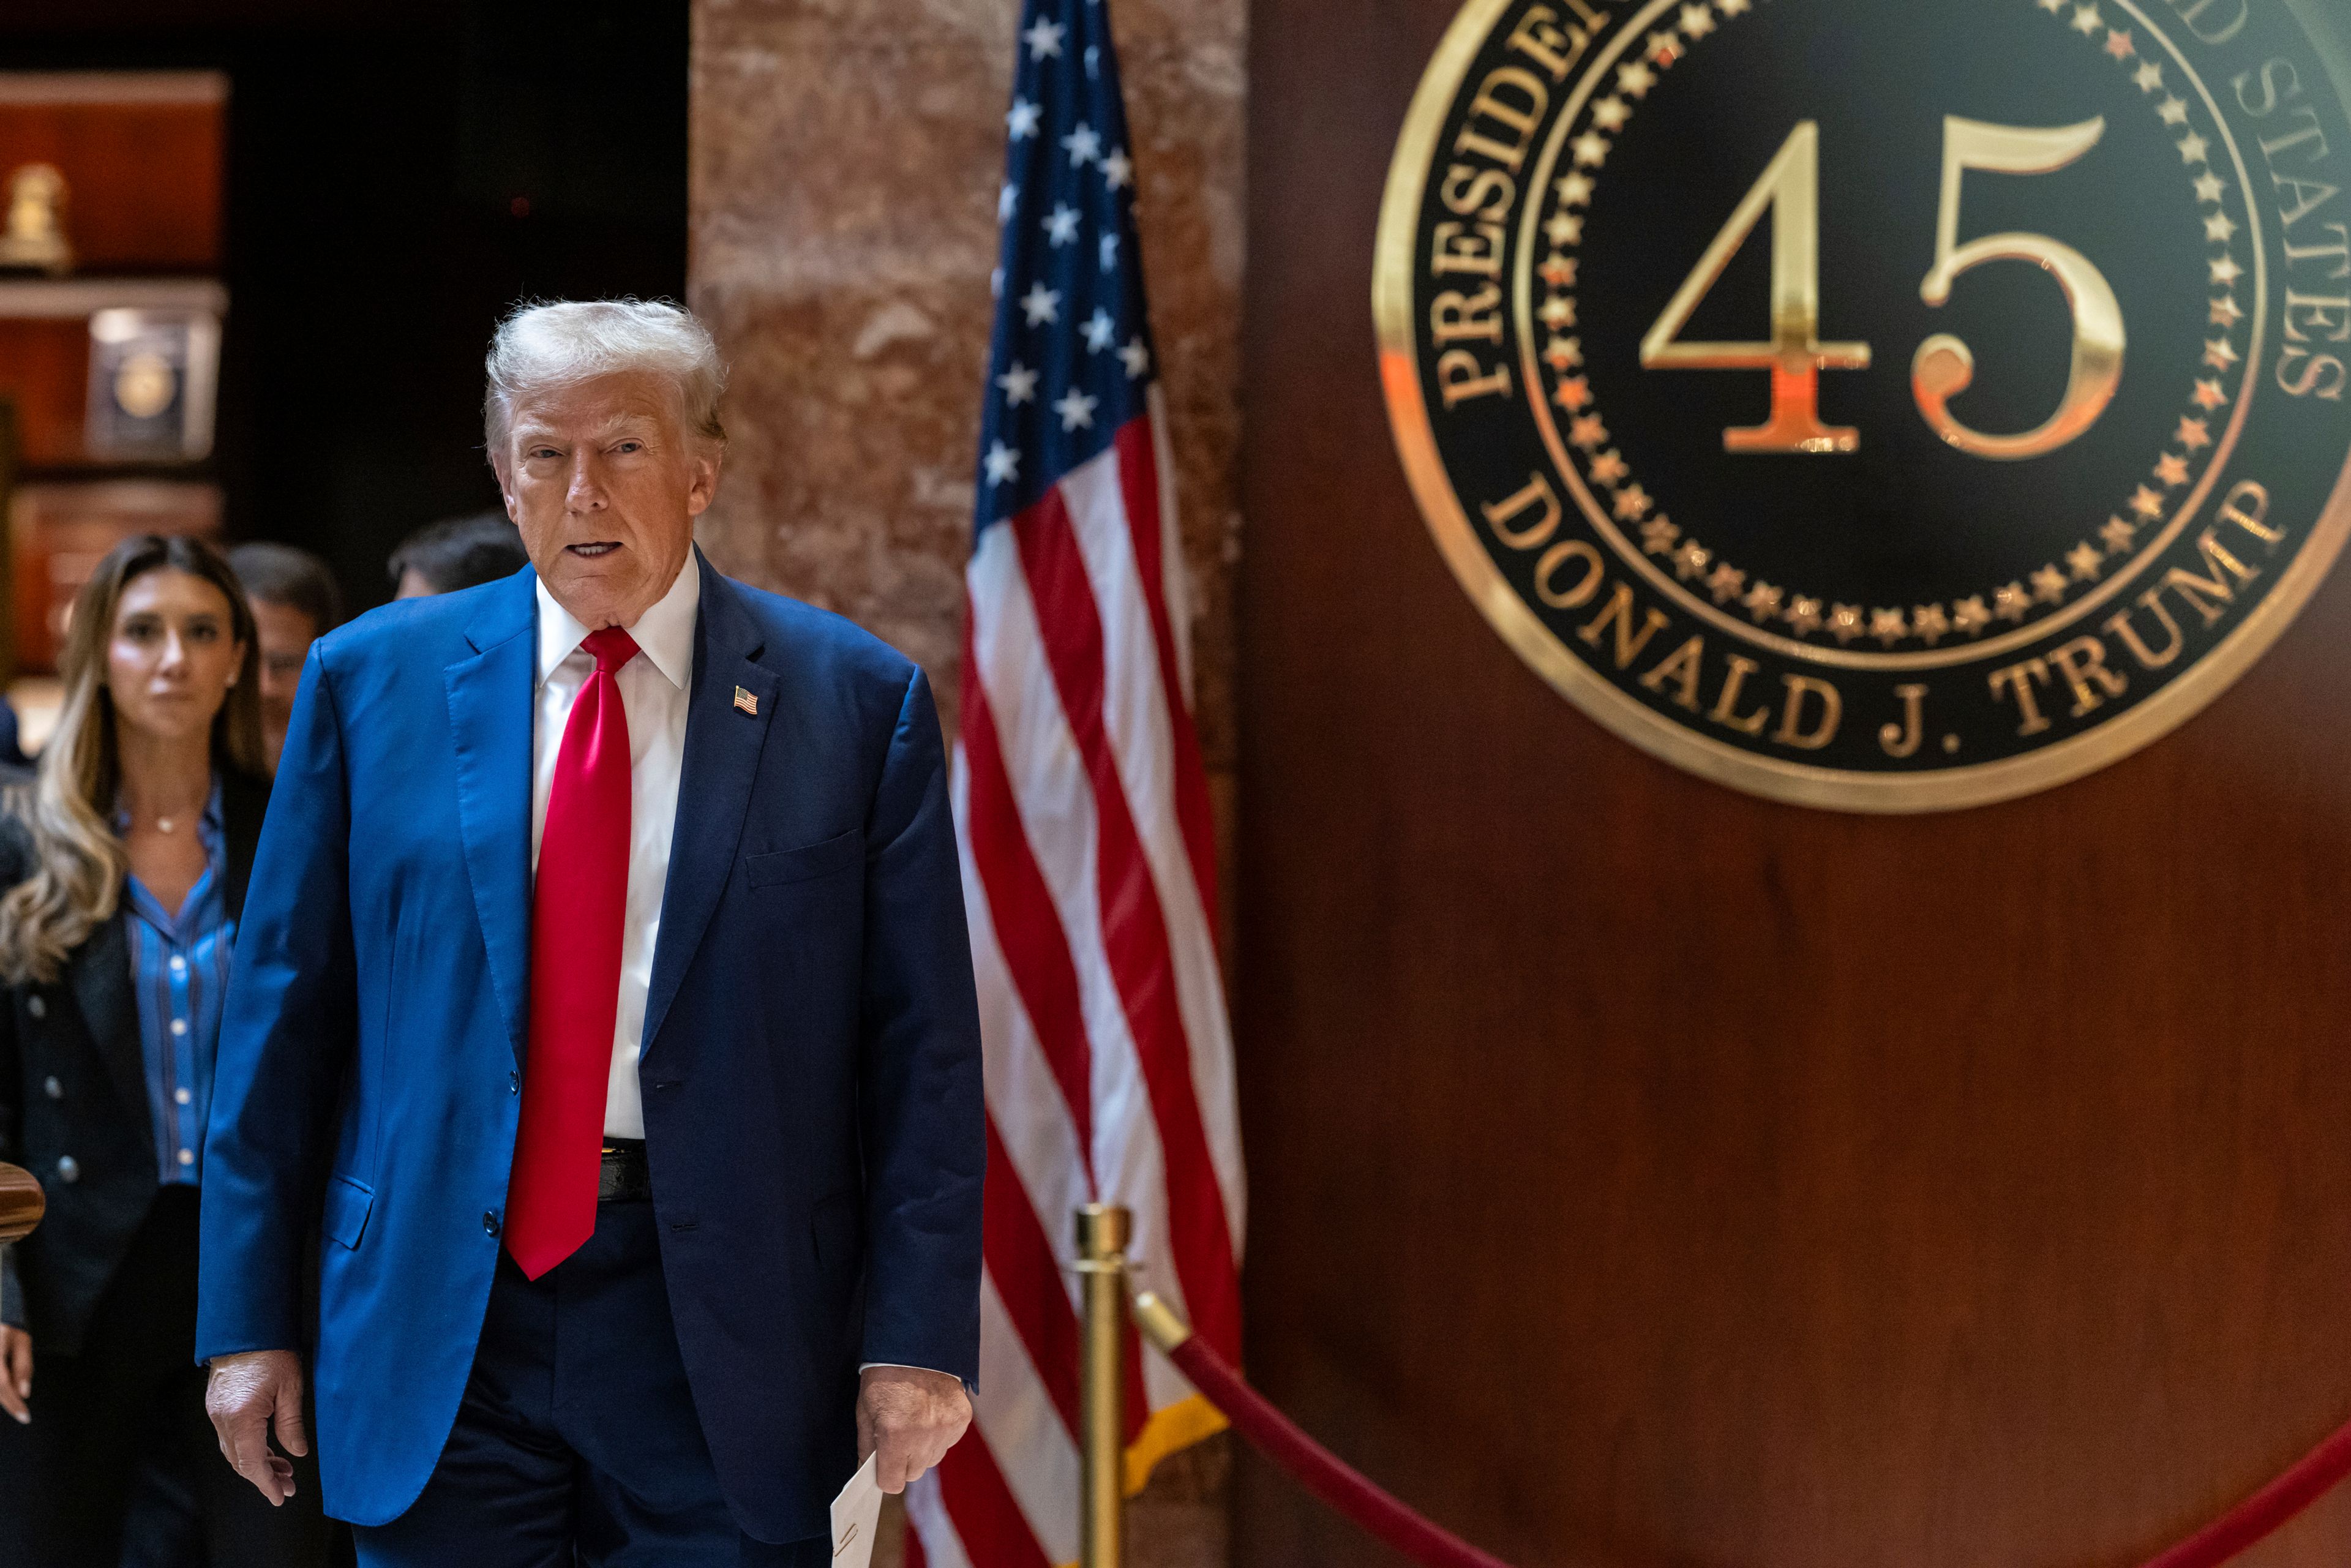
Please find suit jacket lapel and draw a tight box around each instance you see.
[219,768,269,924]
[642,554,779,1056]
[68,912,147,1144]
[444,571,539,1065]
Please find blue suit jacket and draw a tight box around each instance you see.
[195,553,985,1540]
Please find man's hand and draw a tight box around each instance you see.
[204,1348,308,1506]
[0,1326,29,1424]
[857,1365,971,1494]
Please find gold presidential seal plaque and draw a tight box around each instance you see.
[1374,0,2351,811]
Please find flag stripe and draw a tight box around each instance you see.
[983,1115,1084,1439]
[959,615,1097,1167]
[1009,481,1241,1357]
[966,525,1197,1337]
[1061,433,1247,1256]
[1111,417,1221,933]
[941,1431,1051,1568]
[977,1267,1084,1561]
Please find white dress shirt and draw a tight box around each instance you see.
[529,557,950,1384]
[531,557,700,1141]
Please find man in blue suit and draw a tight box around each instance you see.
[193,300,983,1565]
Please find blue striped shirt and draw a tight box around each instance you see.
[118,782,233,1186]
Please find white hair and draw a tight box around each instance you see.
[483,298,728,461]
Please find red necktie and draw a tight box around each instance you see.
[504,626,638,1279]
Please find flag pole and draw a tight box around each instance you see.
[1076,1204,1133,1568]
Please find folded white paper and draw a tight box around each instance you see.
[830,1453,883,1568]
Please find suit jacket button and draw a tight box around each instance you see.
[508,1070,519,1095]
[482,1210,500,1237]
[54,1155,78,1184]
[42,1076,62,1101]
[26,996,43,1019]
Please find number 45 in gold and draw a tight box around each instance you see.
[1640,117,2126,460]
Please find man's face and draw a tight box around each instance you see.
[247,598,319,760]
[496,370,718,629]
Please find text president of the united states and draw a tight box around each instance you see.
[192,299,983,1565]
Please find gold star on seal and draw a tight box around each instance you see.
[2104,29,2135,59]
[1545,212,1583,247]
[1569,413,1608,448]
[2071,4,2101,36]
[2209,254,2243,287]
[1679,4,1717,38]
[2158,96,2189,127]
[2154,452,2191,487]
[2177,131,2210,165]
[1784,596,1824,637]
[2129,484,2166,520]
[1870,607,1908,647]
[1672,541,1711,580]
[1640,516,1681,555]
[1647,30,1684,67]
[1556,172,1595,207]
[1543,336,1584,371]
[2203,336,2240,370]
[2192,171,2227,204]
[2100,516,2139,554]
[1613,483,1655,522]
[1588,448,1630,486]
[2133,60,2164,93]
[2203,211,2237,243]
[2210,295,2245,328]
[1706,563,1747,604]
[1716,0,1752,15]
[2030,565,2069,605]
[1912,604,1951,646]
[1742,581,1784,623]
[1993,582,2031,623]
[1827,604,1865,645]
[1539,296,1577,329]
[1951,596,1992,636]
[2066,542,2105,582]
[1572,132,1611,168]
[2192,378,2229,410]
[1553,377,1594,413]
[1616,60,1659,99]
[1591,96,1632,132]
[1540,254,1578,288]
[2175,415,2212,451]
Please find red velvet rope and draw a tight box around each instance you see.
[1164,1333,2351,1568]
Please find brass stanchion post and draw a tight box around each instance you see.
[1074,1204,1131,1568]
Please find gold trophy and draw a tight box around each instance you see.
[0,163,73,276]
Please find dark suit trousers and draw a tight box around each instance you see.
[351,1198,823,1568]
[0,1186,330,1568]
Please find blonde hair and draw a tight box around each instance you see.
[482,298,728,461]
[0,536,264,985]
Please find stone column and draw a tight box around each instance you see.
[688,1,1244,1563]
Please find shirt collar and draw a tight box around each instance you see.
[534,550,701,694]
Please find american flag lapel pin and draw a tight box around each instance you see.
[733,685,758,716]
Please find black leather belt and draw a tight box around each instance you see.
[599,1139,650,1204]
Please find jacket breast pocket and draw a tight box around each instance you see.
[322,1173,373,1251]
[746,829,864,890]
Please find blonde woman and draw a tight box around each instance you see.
[0,536,325,1566]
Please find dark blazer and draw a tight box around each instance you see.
[195,554,986,1543]
[0,768,269,1354]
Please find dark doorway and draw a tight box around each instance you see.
[1,0,689,617]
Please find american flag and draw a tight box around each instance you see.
[908,0,1247,1562]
